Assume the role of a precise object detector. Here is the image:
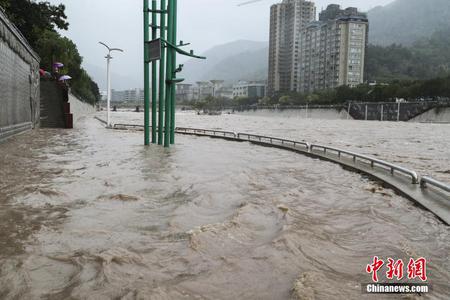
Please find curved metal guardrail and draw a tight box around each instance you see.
[176,127,237,139]
[310,144,419,184]
[421,176,450,193]
[97,118,449,200]
[237,133,310,151]
[94,116,108,125]
[114,123,144,129]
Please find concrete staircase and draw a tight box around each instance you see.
[40,80,66,128]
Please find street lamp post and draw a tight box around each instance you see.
[99,42,124,127]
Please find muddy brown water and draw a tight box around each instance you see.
[0,113,449,299]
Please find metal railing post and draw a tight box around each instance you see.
[347,102,351,120]
[380,104,384,121]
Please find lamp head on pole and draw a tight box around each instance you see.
[99,41,124,55]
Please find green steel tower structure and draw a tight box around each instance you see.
[143,0,205,148]
[151,0,157,144]
[143,0,150,145]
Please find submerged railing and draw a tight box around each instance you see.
[237,133,310,151]
[310,145,419,184]
[114,123,144,129]
[421,176,450,193]
[100,119,449,200]
[176,127,237,138]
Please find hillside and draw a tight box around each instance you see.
[180,40,267,84]
[201,46,268,84]
[368,0,450,46]
[83,63,140,91]
[366,27,450,82]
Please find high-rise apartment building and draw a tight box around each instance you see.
[268,0,316,96]
[268,2,369,95]
[299,5,368,93]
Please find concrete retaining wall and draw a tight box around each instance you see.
[0,8,40,141]
[349,102,449,121]
[409,107,450,123]
[233,108,350,120]
[68,93,96,125]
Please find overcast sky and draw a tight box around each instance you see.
[48,0,395,90]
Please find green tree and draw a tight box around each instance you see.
[278,95,293,106]
[1,0,100,104]
[0,0,68,48]
[365,27,450,83]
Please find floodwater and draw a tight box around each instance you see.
[0,112,449,299]
[127,109,450,182]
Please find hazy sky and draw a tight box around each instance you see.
[48,0,395,89]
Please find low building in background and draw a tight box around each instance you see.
[176,83,194,102]
[100,91,107,102]
[299,5,369,93]
[193,81,214,100]
[216,86,233,99]
[111,88,144,102]
[232,81,267,99]
[181,81,233,101]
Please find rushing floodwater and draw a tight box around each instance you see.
[127,110,450,182]
[0,112,449,299]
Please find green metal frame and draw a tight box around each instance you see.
[158,0,166,145]
[143,0,205,147]
[170,0,177,144]
[151,0,157,143]
[143,0,150,145]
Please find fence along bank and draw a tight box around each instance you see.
[0,7,40,141]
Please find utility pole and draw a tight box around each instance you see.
[99,42,124,128]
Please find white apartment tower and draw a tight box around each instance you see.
[299,5,368,93]
[268,0,316,96]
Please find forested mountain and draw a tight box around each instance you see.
[368,0,450,46]
[365,27,450,82]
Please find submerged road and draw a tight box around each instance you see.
[0,113,449,299]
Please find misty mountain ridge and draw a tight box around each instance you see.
[84,62,140,91]
[368,0,450,46]
[180,40,268,84]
